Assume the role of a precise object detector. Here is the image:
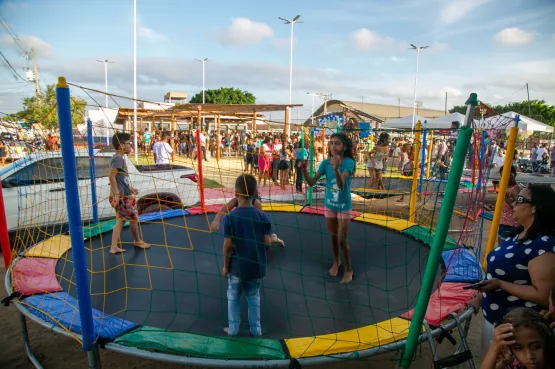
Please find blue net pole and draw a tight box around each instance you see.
[87,118,99,224]
[418,128,427,195]
[56,77,95,352]
[477,130,487,191]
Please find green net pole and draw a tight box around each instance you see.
[307,130,315,205]
[400,93,478,368]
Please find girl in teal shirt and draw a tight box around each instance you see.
[301,132,356,283]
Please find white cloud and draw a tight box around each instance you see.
[390,56,405,62]
[212,18,273,46]
[137,25,168,43]
[0,35,54,58]
[350,28,397,51]
[430,42,450,51]
[493,28,536,46]
[440,0,490,25]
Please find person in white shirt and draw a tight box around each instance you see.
[490,149,505,193]
[198,131,208,161]
[152,132,174,165]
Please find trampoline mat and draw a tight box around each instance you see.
[348,176,466,196]
[56,213,434,339]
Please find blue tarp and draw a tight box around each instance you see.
[138,208,189,222]
[442,248,482,283]
[23,292,137,341]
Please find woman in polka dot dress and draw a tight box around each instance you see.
[467,184,555,357]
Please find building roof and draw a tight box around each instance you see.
[306,100,446,125]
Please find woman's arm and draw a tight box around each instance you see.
[479,252,555,306]
[499,252,555,306]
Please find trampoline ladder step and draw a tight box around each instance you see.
[433,350,473,369]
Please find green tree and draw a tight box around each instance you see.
[450,99,555,126]
[189,87,256,104]
[13,84,87,129]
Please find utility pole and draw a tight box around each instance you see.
[30,48,41,98]
[361,96,364,111]
[445,91,447,115]
[398,98,401,118]
[526,83,531,116]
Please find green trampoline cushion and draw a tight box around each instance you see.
[113,326,287,360]
[83,219,129,239]
[403,225,459,251]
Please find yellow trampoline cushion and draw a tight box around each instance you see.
[25,235,72,259]
[285,318,414,358]
[261,203,302,213]
[354,213,415,232]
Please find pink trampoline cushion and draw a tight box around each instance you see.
[302,206,360,219]
[12,258,63,297]
[401,282,477,327]
[186,204,225,215]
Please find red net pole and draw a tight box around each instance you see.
[196,127,205,210]
[0,179,12,268]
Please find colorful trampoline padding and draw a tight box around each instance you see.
[12,258,63,296]
[442,248,482,283]
[23,292,137,340]
[354,213,415,232]
[403,225,459,251]
[114,326,288,360]
[11,205,480,361]
[401,282,478,327]
[284,318,415,358]
[25,235,72,258]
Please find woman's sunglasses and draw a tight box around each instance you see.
[516,195,533,205]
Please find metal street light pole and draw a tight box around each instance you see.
[195,58,209,130]
[279,15,301,137]
[307,92,320,126]
[195,58,209,104]
[133,0,138,162]
[96,59,115,108]
[96,59,115,145]
[410,44,428,132]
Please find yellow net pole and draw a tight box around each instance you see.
[216,115,221,162]
[409,121,422,223]
[483,123,519,270]
[426,129,434,178]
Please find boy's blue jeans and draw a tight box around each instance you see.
[227,275,262,337]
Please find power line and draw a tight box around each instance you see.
[491,84,527,106]
[0,50,28,82]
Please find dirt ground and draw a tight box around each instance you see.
[0,155,492,368]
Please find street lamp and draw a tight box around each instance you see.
[97,59,115,145]
[410,44,428,131]
[307,92,320,126]
[195,58,209,104]
[280,15,301,137]
[96,59,115,108]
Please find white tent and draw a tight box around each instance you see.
[425,112,471,129]
[482,112,553,133]
[382,114,427,129]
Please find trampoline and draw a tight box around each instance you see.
[6,206,482,367]
[56,212,432,339]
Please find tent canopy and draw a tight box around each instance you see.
[424,112,471,129]
[382,114,427,129]
[483,112,553,133]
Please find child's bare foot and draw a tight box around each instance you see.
[341,271,354,284]
[110,246,126,254]
[329,261,341,277]
[223,327,229,334]
[134,241,150,249]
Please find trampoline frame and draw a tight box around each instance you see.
[5,267,475,368]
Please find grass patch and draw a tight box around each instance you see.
[202,177,223,188]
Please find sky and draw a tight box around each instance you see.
[0,0,554,121]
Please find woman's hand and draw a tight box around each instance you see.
[475,278,502,292]
[210,220,220,232]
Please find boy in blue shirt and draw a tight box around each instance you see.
[221,174,272,336]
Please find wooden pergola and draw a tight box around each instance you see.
[116,103,302,136]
